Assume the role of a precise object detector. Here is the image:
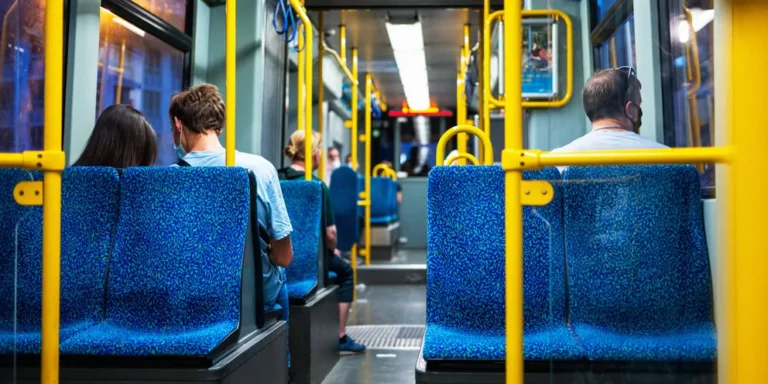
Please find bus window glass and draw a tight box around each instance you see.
[130,0,187,32]
[96,8,184,166]
[663,0,715,193]
[594,0,619,22]
[0,0,45,152]
[596,14,635,70]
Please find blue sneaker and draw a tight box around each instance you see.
[338,335,366,354]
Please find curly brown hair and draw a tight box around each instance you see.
[168,84,226,134]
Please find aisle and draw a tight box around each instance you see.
[322,284,426,384]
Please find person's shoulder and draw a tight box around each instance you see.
[235,152,278,176]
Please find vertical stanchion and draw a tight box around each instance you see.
[364,74,372,266]
[503,0,523,383]
[304,14,314,181]
[225,0,236,166]
[340,25,347,65]
[477,12,485,163]
[483,0,492,156]
[458,25,470,165]
[351,49,359,170]
[721,1,768,382]
[42,0,64,382]
[318,12,326,181]
[297,23,305,157]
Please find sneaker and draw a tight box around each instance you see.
[338,335,366,354]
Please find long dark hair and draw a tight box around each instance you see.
[74,105,158,168]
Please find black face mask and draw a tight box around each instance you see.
[627,102,643,133]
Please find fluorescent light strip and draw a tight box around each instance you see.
[386,21,430,110]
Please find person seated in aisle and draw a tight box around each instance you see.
[553,67,668,156]
[344,153,353,167]
[167,83,294,329]
[74,104,158,168]
[278,130,367,355]
[326,146,341,185]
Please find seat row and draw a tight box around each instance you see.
[370,176,399,224]
[423,165,715,364]
[0,167,277,361]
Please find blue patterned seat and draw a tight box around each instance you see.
[280,180,322,299]
[423,166,582,361]
[0,168,119,355]
[563,165,716,362]
[370,177,395,224]
[60,167,250,358]
[330,167,362,252]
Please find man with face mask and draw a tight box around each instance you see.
[552,67,667,167]
[326,147,341,185]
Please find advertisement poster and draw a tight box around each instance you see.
[522,20,558,98]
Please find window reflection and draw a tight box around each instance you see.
[97,8,184,166]
[666,1,715,191]
[130,0,187,32]
[0,0,45,152]
[597,15,635,70]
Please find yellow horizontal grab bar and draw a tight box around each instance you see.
[486,9,574,109]
[0,151,65,171]
[502,147,732,171]
[445,152,480,166]
[357,200,370,206]
[322,42,358,85]
[436,125,494,166]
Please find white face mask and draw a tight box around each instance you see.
[330,159,341,170]
[174,143,186,160]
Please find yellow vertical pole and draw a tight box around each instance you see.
[225,0,236,167]
[458,24,470,164]
[351,243,358,300]
[456,71,467,165]
[351,49,359,170]
[477,12,485,163]
[304,14,314,181]
[42,0,64,381]
[503,0,523,383]
[364,74,372,266]
[318,12,326,182]
[297,24,305,152]
[483,0,492,156]
[340,25,347,65]
[721,1,768,383]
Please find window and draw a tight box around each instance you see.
[131,0,187,32]
[98,0,191,166]
[661,0,716,193]
[596,14,635,70]
[0,0,46,152]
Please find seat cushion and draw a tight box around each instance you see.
[423,324,582,361]
[60,319,238,357]
[572,322,716,361]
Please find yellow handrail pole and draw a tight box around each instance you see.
[225,0,236,166]
[318,11,325,181]
[42,0,65,381]
[435,125,493,165]
[514,147,730,167]
[351,48,359,170]
[297,25,305,157]
[287,0,314,180]
[340,24,347,65]
[520,9,573,109]
[486,10,506,109]
[0,153,23,166]
[364,74,372,266]
[372,163,390,177]
[503,0,523,383]
[723,2,768,382]
[384,168,397,181]
[477,10,485,162]
[456,72,467,165]
[445,152,480,166]
[457,24,470,165]
[323,42,357,86]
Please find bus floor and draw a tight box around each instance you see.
[322,265,426,383]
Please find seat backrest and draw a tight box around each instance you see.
[426,166,567,333]
[15,168,120,335]
[563,165,712,331]
[370,177,394,222]
[109,167,249,340]
[280,180,322,295]
[330,166,361,251]
[0,169,41,339]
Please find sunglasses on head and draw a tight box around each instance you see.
[615,66,637,104]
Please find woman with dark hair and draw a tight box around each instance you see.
[74,104,158,167]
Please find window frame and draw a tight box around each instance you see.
[101,0,194,89]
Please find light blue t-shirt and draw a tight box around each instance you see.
[178,149,293,306]
[552,130,668,171]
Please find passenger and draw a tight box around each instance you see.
[278,130,367,355]
[552,67,668,157]
[74,104,158,167]
[344,153,353,167]
[326,147,341,185]
[167,84,294,337]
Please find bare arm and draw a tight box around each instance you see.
[397,192,403,204]
[270,235,293,267]
[325,225,338,251]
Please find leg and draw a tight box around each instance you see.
[328,254,366,353]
